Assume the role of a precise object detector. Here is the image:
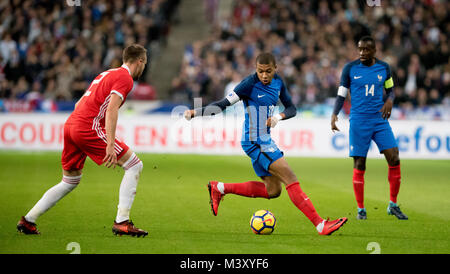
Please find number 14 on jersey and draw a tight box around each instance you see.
[365,84,375,96]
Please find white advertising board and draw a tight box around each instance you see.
[0,113,449,159]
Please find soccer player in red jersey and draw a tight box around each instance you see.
[17,44,149,237]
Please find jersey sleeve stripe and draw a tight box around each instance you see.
[337,86,349,97]
[110,90,124,100]
[92,94,124,155]
[226,91,240,105]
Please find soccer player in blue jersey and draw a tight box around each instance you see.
[185,53,347,235]
[331,36,408,220]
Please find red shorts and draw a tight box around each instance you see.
[61,122,129,171]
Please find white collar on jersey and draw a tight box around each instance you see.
[121,64,131,75]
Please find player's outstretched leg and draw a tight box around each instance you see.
[269,157,348,235]
[18,173,81,234]
[285,182,348,235]
[207,178,281,216]
[112,151,148,236]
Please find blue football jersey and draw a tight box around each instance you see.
[340,59,394,117]
[233,73,293,143]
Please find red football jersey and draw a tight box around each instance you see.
[67,64,134,128]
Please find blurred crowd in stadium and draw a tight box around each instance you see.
[171,0,450,120]
[0,0,449,120]
[0,0,179,111]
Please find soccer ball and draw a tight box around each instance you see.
[250,210,276,235]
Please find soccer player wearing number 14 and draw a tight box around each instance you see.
[331,36,408,220]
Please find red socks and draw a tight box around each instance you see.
[352,165,401,207]
[388,164,401,203]
[285,182,323,226]
[224,181,269,199]
[353,168,365,209]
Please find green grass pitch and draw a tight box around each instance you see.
[0,151,449,254]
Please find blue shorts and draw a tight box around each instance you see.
[349,117,397,157]
[241,140,284,177]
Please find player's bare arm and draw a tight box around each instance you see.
[380,78,395,120]
[331,80,348,132]
[380,98,393,120]
[103,93,122,168]
[331,91,347,132]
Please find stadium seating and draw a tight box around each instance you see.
[0,0,448,120]
[171,0,450,120]
[0,0,180,111]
